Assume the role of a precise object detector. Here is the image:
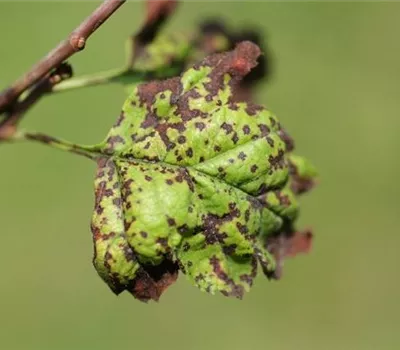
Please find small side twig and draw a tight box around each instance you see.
[1,63,73,136]
[51,0,179,94]
[0,0,126,139]
[0,0,180,147]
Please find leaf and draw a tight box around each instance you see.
[121,17,272,99]
[121,32,192,95]
[132,32,191,77]
[91,41,317,301]
[194,19,272,101]
[265,227,313,280]
[288,154,318,195]
[134,0,178,52]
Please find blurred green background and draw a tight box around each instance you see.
[1,1,399,350]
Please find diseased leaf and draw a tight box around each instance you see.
[121,19,272,98]
[194,19,272,101]
[131,0,178,64]
[132,32,191,78]
[288,154,318,195]
[91,41,317,302]
[266,227,313,280]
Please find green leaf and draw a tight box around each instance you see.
[121,32,193,95]
[132,32,192,76]
[91,41,317,302]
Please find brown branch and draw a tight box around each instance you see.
[0,64,73,139]
[0,0,126,137]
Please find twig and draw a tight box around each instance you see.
[0,0,180,147]
[0,0,125,111]
[53,67,129,93]
[10,130,106,160]
[56,0,180,92]
[52,67,144,94]
[0,63,73,139]
[0,0,126,138]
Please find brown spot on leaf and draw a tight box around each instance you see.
[113,198,122,207]
[141,112,159,128]
[214,145,221,152]
[209,256,244,298]
[242,125,251,135]
[266,136,274,147]
[107,135,125,149]
[258,124,270,136]
[238,151,247,160]
[244,102,263,116]
[279,127,295,152]
[167,217,176,226]
[177,135,186,144]
[289,161,316,195]
[268,149,285,170]
[157,237,169,249]
[104,189,114,197]
[186,148,193,157]
[129,259,179,302]
[231,132,239,144]
[114,112,125,127]
[221,122,233,134]
[195,122,206,131]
